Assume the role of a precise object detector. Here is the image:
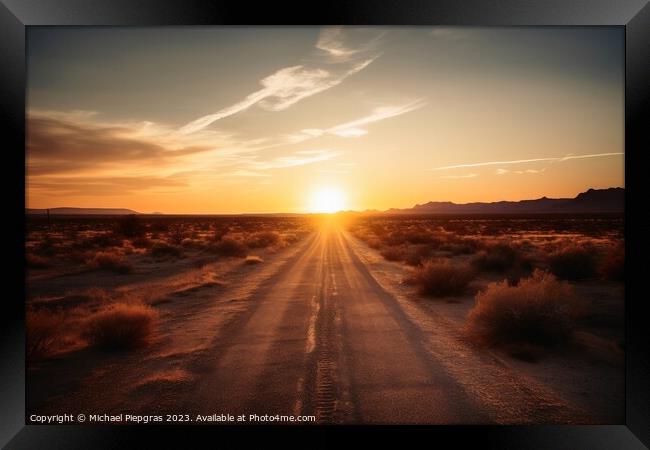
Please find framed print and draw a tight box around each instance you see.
[1,0,649,448]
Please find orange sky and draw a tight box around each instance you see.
[26,27,624,214]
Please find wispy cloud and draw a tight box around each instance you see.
[27,111,213,175]
[29,175,187,196]
[316,27,385,62]
[328,100,426,137]
[515,168,546,174]
[223,170,271,178]
[432,152,623,171]
[246,149,341,171]
[441,173,478,179]
[177,28,382,136]
[316,27,362,61]
[495,167,546,175]
[229,99,427,153]
[177,59,376,136]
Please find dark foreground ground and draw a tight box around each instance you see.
[26,214,624,424]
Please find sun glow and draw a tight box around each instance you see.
[309,187,346,213]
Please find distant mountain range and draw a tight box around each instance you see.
[26,207,140,216]
[385,187,624,215]
[26,188,624,216]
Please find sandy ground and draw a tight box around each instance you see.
[27,220,624,424]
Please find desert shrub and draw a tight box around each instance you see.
[66,250,92,264]
[26,253,51,269]
[399,229,442,245]
[467,270,580,348]
[26,309,64,359]
[244,255,263,265]
[87,251,133,274]
[150,242,183,258]
[149,221,170,232]
[35,236,60,256]
[282,233,300,244]
[471,243,519,272]
[246,231,280,249]
[82,303,157,350]
[212,225,229,242]
[380,247,405,262]
[547,246,598,280]
[131,236,152,249]
[168,225,186,245]
[600,245,624,282]
[366,237,382,250]
[208,238,247,257]
[181,238,205,249]
[113,215,145,238]
[404,259,474,297]
[404,245,435,266]
[76,233,122,250]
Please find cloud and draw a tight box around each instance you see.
[330,127,368,138]
[441,173,478,179]
[316,27,361,60]
[177,59,376,136]
[497,167,546,175]
[176,28,383,136]
[432,152,623,171]
[316,27,384,62]
[327,100,426,137]
[515,168,546,174]
[27,113,212,175]
[228,99,426,153]
[176,27,386,136]
[29,175,186,196]
[246,149,341,171]
[223,170,271,178]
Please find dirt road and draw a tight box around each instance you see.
[185,220,489,424]
[180,218,595,425]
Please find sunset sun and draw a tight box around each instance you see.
[309,187,346,213]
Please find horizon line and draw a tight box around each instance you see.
[26,186,624,216]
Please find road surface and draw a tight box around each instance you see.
[186,220,491,424]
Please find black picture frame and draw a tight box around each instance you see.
[2,1,649,448]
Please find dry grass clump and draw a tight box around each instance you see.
[404,259,474,297]
[245,231,281,248]
[131,236,152,249]
[547,245,598,280]
[439,237,480,256]
[150,241,183,258]
[113,215,145,238]
[87,251,133,274]
[467,270,581,351]
[470,242,519,273]
[26,309,65,360]
[181,238,205,249]
[168,225,187,245]
[75,233,123,250]
[212,225,230,242]
[34,235,61,256]
[380,247,406,262]
[81,303,158,350]
[208,237,247,257]
[244,255,263,265]
[599,244,624,282]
